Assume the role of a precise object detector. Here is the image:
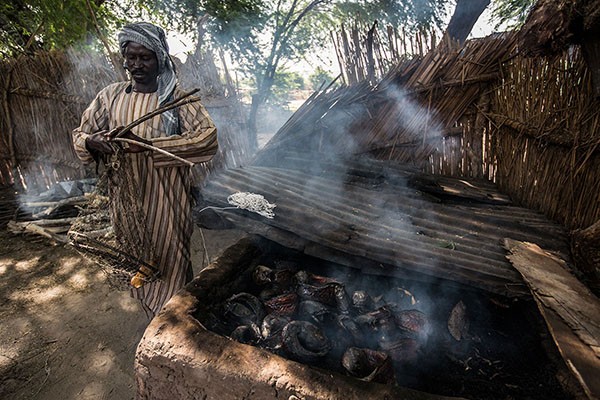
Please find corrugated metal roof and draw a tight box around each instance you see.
[198,156,569,298]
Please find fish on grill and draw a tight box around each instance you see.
[394,309,429,338]
[352,290,374,313]
[260,314,290,351]
[380,337,420,364]
[294,270,343,286]
[355,305,399,346]
[342,347,396,384]
[282,320,331,363]
[253,265,296,289]
[264,292,299,316]
[231,323,261,345]
[211,266,433,385]
[252,265,274,286]
[261,314,290,339]
[336,314,363,344]
[222,292,266,329]
[297,282,350,312]
[297,300,337,324]
[324,314,363,361]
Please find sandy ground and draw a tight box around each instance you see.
[0,226,246,400]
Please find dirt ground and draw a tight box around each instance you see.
[0,226,246,400]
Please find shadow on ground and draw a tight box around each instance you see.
[0,226,245,400]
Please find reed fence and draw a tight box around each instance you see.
[0,50,116,191]
[491,49,600,229]
[2,25,598,231]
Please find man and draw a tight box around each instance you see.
[73,22,218,317]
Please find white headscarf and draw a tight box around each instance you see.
[118,22,179,135]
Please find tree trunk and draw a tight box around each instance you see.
[247,94,260,151]
[445,0,491,45]
[247,70,276,152]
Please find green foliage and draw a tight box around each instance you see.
[268,69,305,105]
[0,0,531,138]
[332,0,448,32]
[490,0,535,29]
[308,66,336,90]
[0,0,126,57]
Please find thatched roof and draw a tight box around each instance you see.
[257,32,517,169]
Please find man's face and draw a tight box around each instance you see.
[124,42,159,86]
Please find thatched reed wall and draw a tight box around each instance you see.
[0,50,114,191]
[490,49,600,229]
[0,47,251,192]
[333,24,437,86]
[264,30,516,174]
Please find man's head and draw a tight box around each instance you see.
[117,22,176,93]
[117,22,179,134]
[118,22,171,70]
[118,22,179,135]
[123,42,159,87]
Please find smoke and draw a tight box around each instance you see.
[385,85,444,141]
[254,81,483,379]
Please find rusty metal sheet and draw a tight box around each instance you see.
[198,160,569,298]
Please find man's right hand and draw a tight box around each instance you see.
[85,129,119,155]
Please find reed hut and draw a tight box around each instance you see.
[252,24,600,286]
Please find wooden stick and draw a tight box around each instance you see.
[11,217,77,226]
[69,232,160,276]
[112,138,194,167]
[115,89,201,138]
[8,221,68,243]
[25,196,88,208]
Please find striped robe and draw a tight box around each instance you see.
[73,82,218,316]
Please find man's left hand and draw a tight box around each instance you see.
[109,129,151,153]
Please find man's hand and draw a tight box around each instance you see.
[85,130,118,155]
[109,129,151,153]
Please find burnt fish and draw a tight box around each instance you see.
[282,320,331,363]
[297,282,350,312]
[297,300,337,324]
[264,292,299,316]
[342,347,396,384]
[222,292,266,329]
[394,309,429,339]
[260,314,290,351]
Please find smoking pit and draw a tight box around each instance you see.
[135,235,575,400]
